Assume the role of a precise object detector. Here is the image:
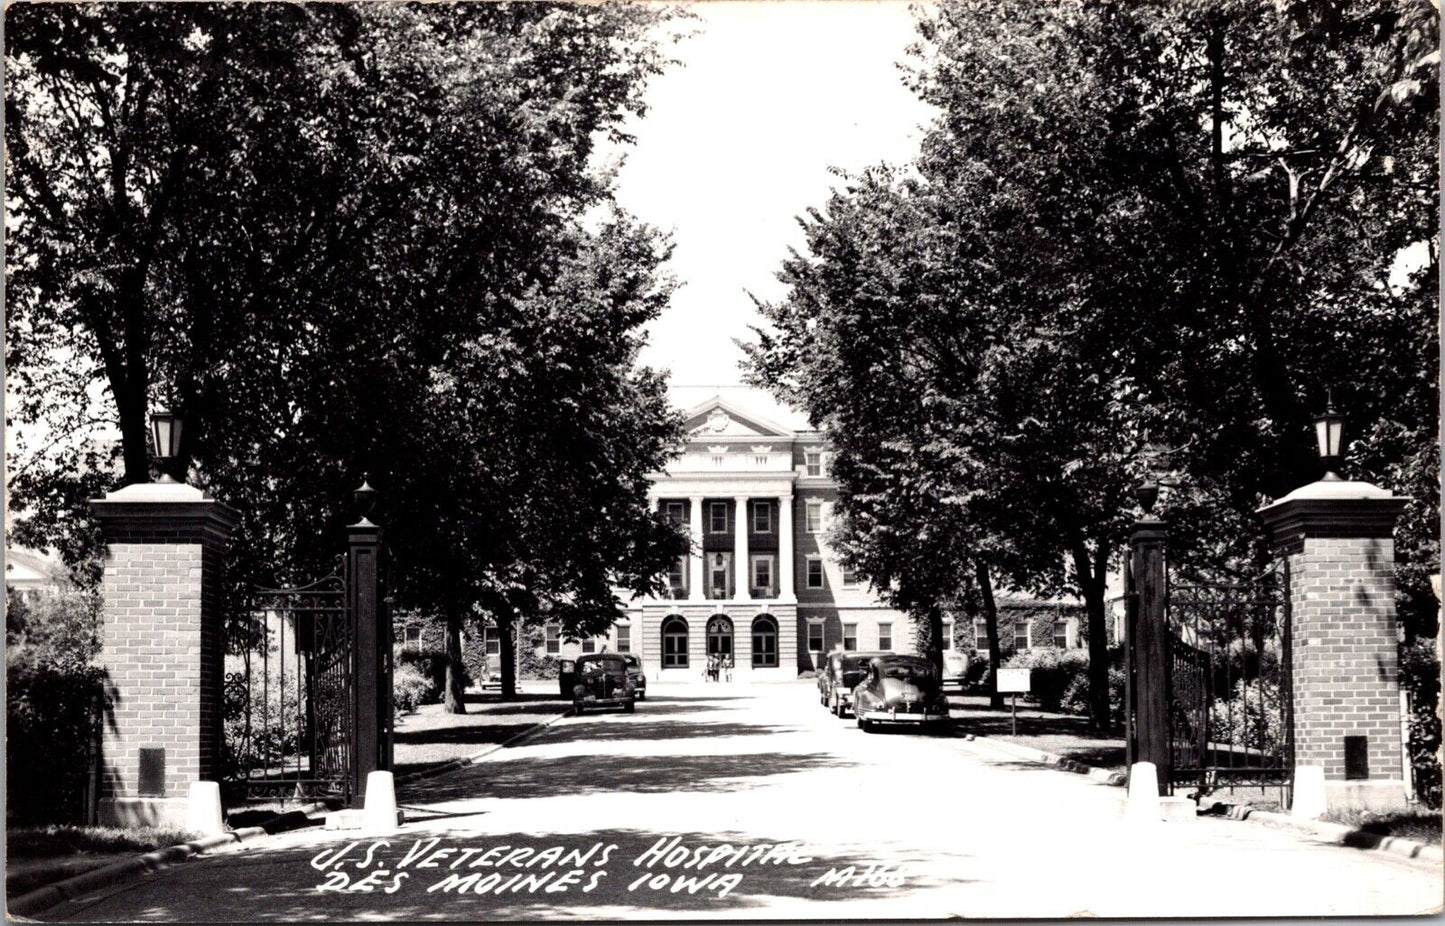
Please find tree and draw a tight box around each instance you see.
[7,4,692,709]
[746,0,1437,728]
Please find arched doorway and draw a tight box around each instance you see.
[662,616,689,668]
[706,615,734,658]
[751,615,778,668]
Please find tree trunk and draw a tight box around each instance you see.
[975,560,1004,709]
[497,616,518,700]
[921,603,944,677]
[119,382,151,485]
[443,608,467,714]
[1071,541,1111,730]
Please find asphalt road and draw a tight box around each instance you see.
[36,683,1444,920]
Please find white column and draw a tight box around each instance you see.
[778,493,795,601]
[688,496,705,601]
[733,496,750,601]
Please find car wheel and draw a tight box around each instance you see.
[573,701,584,716]
[857,717,872,732]
[623,700,635,714]
[834,696,846,719]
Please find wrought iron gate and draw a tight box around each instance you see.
[223,568,353,802]
[1166,568,1294,796]
[1125,520,1294,799]
[222,483,392,807]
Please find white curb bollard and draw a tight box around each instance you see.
[1126,762,1161,823]
[185,781,225,836]
[1291,765,1327,820]
[362,770,400,835]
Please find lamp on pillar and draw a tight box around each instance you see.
[354,474,380,525]
[1313,392,1346,482]
[150,409,184,484]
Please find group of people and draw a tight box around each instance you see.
[705,653,733,682]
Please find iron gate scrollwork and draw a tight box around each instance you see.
[223,563,354,803]
[1167,566,1294,796]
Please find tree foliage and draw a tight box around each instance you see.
[745,0,1437,727]
[6,3,691,706]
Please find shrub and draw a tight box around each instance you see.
[1060,649,1126,723]
[397,648,450,701]
[1001,648,1090,713]
[1400,639,1441,809]
[221,653,308,778]
[6,646,107,825]
[1208,677,1286,754]
[393,664,433,716]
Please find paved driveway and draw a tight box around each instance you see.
[37,683,1444,920]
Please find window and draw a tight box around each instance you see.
[708,552,731,600]
[805,557,824,589]
[751,555,773,593]
[843,623,858,652]
[483,626,500,656]
[805,500,823,533]
[752,502,772,533]
[545,625,560,655]
[878,622,893,651]
[975,619,989,652]
[706,615,734,657]
[662,616,688,668]
[841,566,858,588]
[616,624,631,653]
[807,622,824,652]
[582,638,596,654]
[1053,619,1069,649]
[941,620,954,651]
[403,626,423,652]
[665,501,685,526]
[668,558,687,597]
[805,450,822,477]
[752,615,779,667]
[710,502,728,533]
[1013,619,1030,651]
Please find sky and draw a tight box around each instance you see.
[602,0,938,425]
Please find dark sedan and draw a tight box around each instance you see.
[851,655,951,732]
[819,650,890,717]
[570,653,636,715]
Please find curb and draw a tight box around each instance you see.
[968,735,1441,865]
[1197,799,1444,865]
[394,706,573,788]
[965,732,1129,787]
[6,801,325,920]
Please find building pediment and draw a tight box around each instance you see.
[683,397,795,439]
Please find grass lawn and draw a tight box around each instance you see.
[950,694,1126,772]
[6,824,204,898]
[1322,808,1442,845]
[7,824,200,859]
[391,690,570,778]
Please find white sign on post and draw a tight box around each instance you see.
[996,667,1031,693]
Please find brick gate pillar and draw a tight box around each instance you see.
[90,481,240,827]
[1258,479,1409,812]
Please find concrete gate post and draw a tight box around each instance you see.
[1258,479,1410,812]
[90,481,241,827]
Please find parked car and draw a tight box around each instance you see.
[851,654,951,732]
[620,652,646,700]
[820,650,890,717]
[941,650,969,692]
[571,653,636,715]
